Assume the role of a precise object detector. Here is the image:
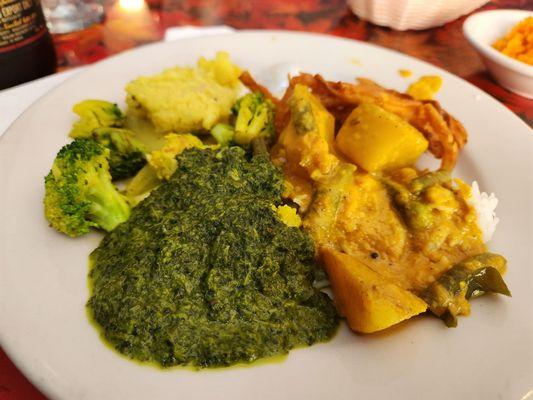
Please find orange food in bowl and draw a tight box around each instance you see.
[492,17,533,66]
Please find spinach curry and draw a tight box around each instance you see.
[87,147,338,368]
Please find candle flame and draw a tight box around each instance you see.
[118,0,145,12]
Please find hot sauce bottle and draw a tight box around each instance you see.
[0,0,56,89]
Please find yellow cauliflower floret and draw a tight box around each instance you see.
[147,133,205,180]
[126,51,242,133]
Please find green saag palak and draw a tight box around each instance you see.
[87,147,339,368]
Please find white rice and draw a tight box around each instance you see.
[468,181,500,243]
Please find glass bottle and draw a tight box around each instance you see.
[0,0,57,90]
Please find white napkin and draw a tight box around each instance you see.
[164,25,234,42]
[0,25,235,138]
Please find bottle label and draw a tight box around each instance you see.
[0,0,47,53]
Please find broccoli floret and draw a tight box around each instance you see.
[68,101,144,180]
[210,123,235,146]
[90,127,147,180]
[232,93,275,146]
[44,139,131,237]
[69,100,125,138]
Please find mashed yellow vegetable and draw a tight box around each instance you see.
[126,52,242,133]
[493,17,533,66]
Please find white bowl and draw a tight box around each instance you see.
[347,0,489,31]
[463,9,533,99]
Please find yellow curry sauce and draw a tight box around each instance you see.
[304,167,486,292]
[270,83,503,333]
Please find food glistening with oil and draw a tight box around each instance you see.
[89,147,338,367]
[43,51,510,368]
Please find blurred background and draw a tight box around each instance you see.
[47,0,527,74]
[44,0,532,122]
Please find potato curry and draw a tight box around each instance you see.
[243,73,510,333]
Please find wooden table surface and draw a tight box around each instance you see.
[1,0,532,399]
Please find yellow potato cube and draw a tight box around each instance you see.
[322,248,427,333]
[335,103,428,172]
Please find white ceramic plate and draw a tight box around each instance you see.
[1,31,532,400]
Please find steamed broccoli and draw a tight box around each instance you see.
[232,93,275,146]
[44,139,131,237]
[69,100,125,138]
[90,127,147,180]
[67,99,147,180]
